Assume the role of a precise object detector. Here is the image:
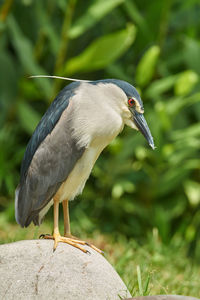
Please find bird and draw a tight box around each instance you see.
[15,77,154,254]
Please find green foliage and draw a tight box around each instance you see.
[65,25,136,74]
[17,101,41,134]
[0,0,200,270]
[174,70,199,96]
[69,0,124,39]
[136,45,160,87]
[111,230,200,297]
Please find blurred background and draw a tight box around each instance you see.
[0,0,200,290]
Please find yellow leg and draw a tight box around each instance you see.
[62,199,103,254]
[40,198,103,254]
[41,198,88,253]
[52,198,60,250]
[62,200,78,240]
[62,199,71,237]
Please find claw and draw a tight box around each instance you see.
[39,233,103,254]
[39,233,51,239]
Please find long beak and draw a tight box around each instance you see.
[132,112,155,149]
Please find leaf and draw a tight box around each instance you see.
[65,25,136,74]
[112,184,124,198]
[17,102,41,135]
[157,167,190,197]
[183,37,200,75]
[154,102,171,130]
[69,0,124,39]
[137,265,143,296]
[145,75,178,98]
[106,64,133,82]
[36,1,60,55]
[166,93,200,116]
[171,123,200,141]
[0,51,17,126]
[174,70,199,96]
[136,45,160,87]
[7,16,51,99]
[123,0,151,39]
[184,181,200,207]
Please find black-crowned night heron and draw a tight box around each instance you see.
[15,77,154,254]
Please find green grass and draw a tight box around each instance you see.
[0,218,200,298]
[106,231,200,297]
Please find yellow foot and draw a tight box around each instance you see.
[63,233,79,240]
[39,233,103,255]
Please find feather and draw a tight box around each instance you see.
[29,75,91,82]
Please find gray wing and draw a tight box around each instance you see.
[20,81,80,178]
[15,84,85,227]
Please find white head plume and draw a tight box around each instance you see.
[29,75,91,82]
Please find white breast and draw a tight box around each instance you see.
[57,145,102,202]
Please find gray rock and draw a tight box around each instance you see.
[0,239,131,300]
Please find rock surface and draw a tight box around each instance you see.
[0,239,131,300]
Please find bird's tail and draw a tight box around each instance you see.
[15,180,54,227]
[14,183,36,227]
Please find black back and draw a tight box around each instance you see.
[20,82,80,182]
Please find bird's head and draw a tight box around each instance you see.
[96,79,155,149]
[29,75,155,149]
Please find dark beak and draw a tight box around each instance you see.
[132,111,155,149]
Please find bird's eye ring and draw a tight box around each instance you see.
[128,98,135,107]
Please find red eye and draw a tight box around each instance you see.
[128,98,135,107]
